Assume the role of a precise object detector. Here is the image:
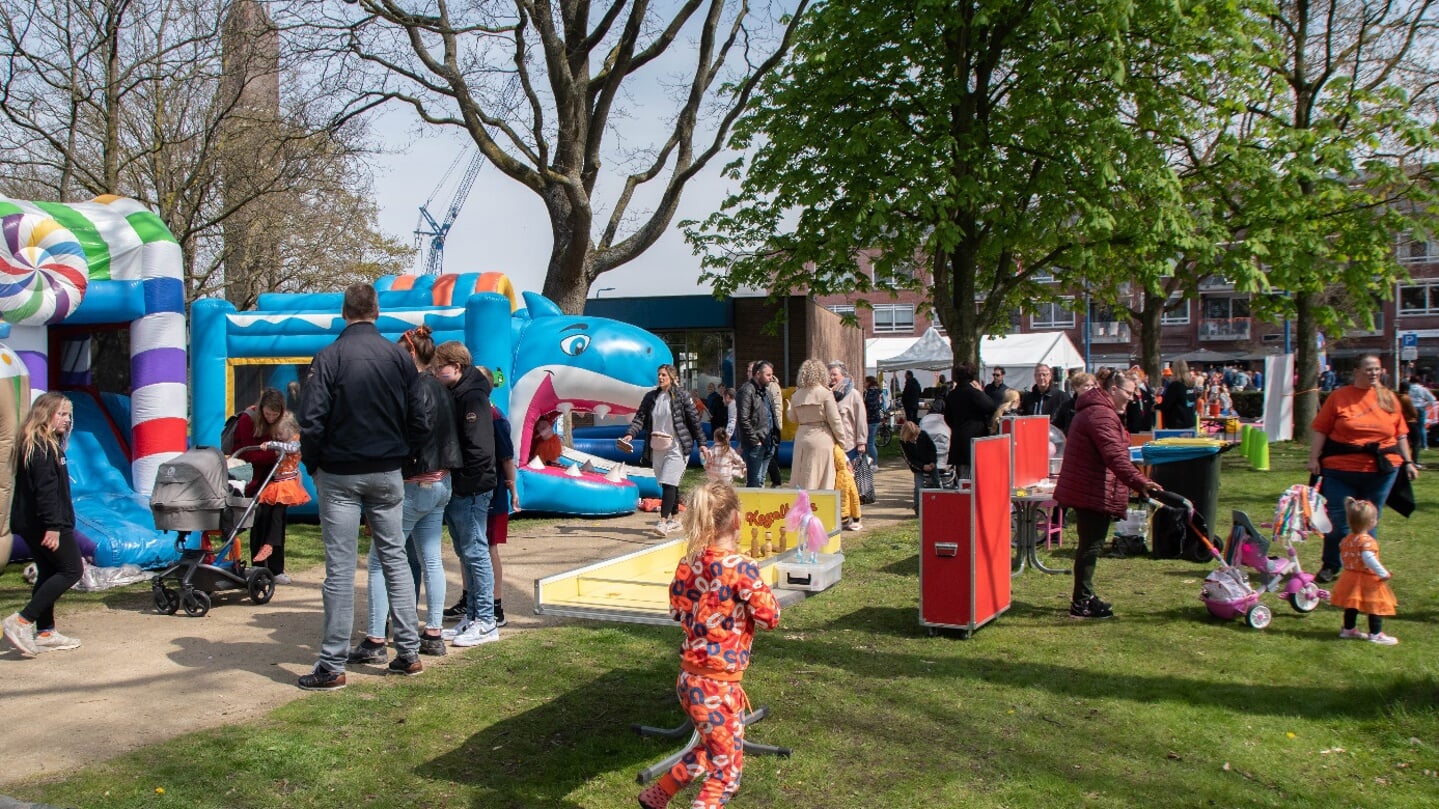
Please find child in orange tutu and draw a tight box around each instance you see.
[252,413,308,574]
[1330,497,1399,645]
[637,480,780,809]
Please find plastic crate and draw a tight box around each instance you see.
[774,552,844,592]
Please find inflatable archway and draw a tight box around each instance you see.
[0,195,187,568]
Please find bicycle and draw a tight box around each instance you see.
[875,409,898,447]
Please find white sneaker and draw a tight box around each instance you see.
[1369,632,1399,646]
[272,573,293,585]
[845,521,863,532]
[452,621,500,647]
[3,613,38,657]
[35,629,81,651]
[654,520,672,537]
[666,518,683,534]
[441,618,472,641]
[1338,628,1369,641]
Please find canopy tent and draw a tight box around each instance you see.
[1170,348,1245,365]
[871,328,1085,392]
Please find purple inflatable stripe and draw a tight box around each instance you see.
[131,347,187,388]
[18,350,44,389]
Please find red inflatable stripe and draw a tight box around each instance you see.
[132,417,189,457]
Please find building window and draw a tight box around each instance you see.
[1398,282,1439,315]
[1030,298,1075,329]
[873,304,915,333]
[1398,233,1436,264]
[1161,295,1190,325]
[826,304,856,318]
[875,260,920,288]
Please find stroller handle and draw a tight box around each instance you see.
[231,441,299,459]
[1147,489,1194,512]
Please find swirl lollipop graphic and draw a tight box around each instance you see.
[0,212,89,325]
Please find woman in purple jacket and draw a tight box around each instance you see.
[1054,369,1163,619]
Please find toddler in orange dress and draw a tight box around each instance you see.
[1330,497,1399,645]
[637,479,780,809]
[252,414,309,570]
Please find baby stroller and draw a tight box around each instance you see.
[1150,490,1272,629]
[148,443,294,617]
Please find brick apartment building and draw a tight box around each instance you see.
[814,233,1439,378]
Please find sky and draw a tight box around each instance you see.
[367,107,736,302]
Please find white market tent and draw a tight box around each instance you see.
[871,327,1085,392]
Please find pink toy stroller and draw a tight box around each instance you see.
[1223,483,1330,613]
[1151,490,1272,629]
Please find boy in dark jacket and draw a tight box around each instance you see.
[434,341,502,648]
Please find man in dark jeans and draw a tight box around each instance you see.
[736,361,778,488]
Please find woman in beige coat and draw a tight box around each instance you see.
[788,358,846,490]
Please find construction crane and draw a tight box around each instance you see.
[414,148,486,276]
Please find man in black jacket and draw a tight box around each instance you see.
[434,341,502,648]
[901,370,922,423]
[1021,364,1071,422]
[297,283,421,690]
[983,367,1010,401]
[736,360,778,488]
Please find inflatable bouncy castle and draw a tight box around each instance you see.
[192,273,671,517]
[0,195,187,570]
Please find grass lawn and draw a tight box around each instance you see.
[8,443,1439,807]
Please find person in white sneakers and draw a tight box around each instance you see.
[4,393,83,657]
[620,364,704,536]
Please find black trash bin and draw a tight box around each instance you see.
[1144,441,1223,561]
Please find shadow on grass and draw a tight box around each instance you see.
[776,606,1435,720]
[877,554,919,576]
[417,660,680,808]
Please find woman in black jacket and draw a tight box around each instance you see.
[623,364,704,536]
[4,392,81,657]
[943,362,998,477]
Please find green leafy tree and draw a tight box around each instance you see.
[689,0,1240,366]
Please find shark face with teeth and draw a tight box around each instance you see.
[507,291,670,515]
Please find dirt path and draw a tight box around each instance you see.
[1,466,919,787]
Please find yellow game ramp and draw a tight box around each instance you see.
[535,489,843,625]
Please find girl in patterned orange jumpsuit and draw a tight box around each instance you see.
[638,480,781,809]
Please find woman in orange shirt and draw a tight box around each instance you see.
[1308,354,1419,583]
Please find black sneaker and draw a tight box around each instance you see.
[297,667,347,691]
[387,654,423,676]
[1315,567,1339,584]
[347,637,388,665]
[1069,596,1115,619]
[443,591,469,621]
[494,601,507,628]
[419,634,447,657]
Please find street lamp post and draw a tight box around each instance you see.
[593,286,616,299]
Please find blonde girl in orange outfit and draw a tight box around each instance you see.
[1330,497,1400,645]
[251,413,309,579]
[637,480,781,809]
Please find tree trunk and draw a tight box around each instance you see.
[1293,291,1319,444]
[1136,291,1165,383]
[942,246,980,369]
[538,183,595,314]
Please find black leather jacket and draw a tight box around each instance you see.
[299,321,417,476]
[403,371,462,478]
[735,379,777,447]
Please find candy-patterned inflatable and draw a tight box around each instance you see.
[0,212,89,324]
[0,336,29,572]
[0,195,186,569]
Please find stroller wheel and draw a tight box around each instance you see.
[1245,603,1272,629]
[1288,587,1322,613]
[181,589,212,618]
[248,569,276,605]
[152,584,180,615]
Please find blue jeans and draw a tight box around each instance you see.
[742,442,769,488]
[1318,466,1398,571]
[367,476,452,637]
[911,470,941,513]
[444,489,496,625]
[315,469,417,672]
[866,422,880,466]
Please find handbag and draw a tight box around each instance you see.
[852,454,876,504]
[650,432,675,452]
